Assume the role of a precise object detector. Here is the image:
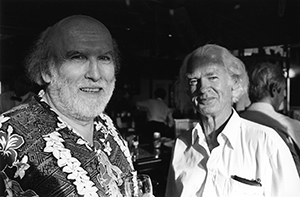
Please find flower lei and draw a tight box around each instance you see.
[43,130,98,197]
[38,90,135,197]
[96,113,133,169]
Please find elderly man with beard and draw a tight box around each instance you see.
[165,44,300,197]
[0,15,136,197]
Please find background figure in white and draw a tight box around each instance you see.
[240,61,300,176]
[136,88,174,146]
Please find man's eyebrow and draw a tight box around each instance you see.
[103,51,114,56]
[205,71,216,76]
[186,74,195,79]
[186,70,217,78]
[65,50,81,58]
[64,50,114,58]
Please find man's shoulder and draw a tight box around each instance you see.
[2,101,32,117]
[240,109,269,121]
[136,99,151,107]
[278,111,300,127]
[1,97,56,132]
[240,116,279,138]
[239,117,287,148]
[241,108,283,128]
[240,117,274,130]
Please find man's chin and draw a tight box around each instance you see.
[75,113,101,122]
[84,108,105,118]
[71,105,106,121]
[197,106,216,116]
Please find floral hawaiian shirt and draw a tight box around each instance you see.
[0,93,136,197]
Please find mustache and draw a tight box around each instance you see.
[192,94,215,102]
[76,79,116,88]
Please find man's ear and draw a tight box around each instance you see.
[41,72,52,84]
[42,62,55,84]
[231,77,239,91]
[270,84,277,97]
[230,78,241,103]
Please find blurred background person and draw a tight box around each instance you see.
[240,61,300,175]
[136,87,174,147]
[166,44,300,197]
[0,74,34,113]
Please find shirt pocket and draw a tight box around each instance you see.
[229,177,264,197]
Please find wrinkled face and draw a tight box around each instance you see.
[186,62,234,117]
[43,18,116,121]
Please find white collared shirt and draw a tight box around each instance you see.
[246,102,300,149]
[165,109,300,197]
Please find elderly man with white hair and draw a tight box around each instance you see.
[166,44,300,197]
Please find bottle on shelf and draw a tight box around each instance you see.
[153,131,161,149]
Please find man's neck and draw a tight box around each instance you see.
[63,118,94,145]
[200,109,233,150]
[42,93,95,145]
[200,109,232,135]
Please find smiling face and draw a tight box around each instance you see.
[186,62,234,118]
[42,16,116,121]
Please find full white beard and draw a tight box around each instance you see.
[47,73,115,122]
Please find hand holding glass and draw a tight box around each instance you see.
[125,174,153,197]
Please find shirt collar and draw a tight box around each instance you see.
[247,102,275,112]
[221,108,241,149]
[191,108,241,150]
[191,123,202,145]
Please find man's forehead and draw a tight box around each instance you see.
[52,16,113,50]
[65,28,112,44]
[187,62,224,74]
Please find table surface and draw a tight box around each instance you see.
[136,147,156,160]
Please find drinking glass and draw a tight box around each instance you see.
[124,174,153,197]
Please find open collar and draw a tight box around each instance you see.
[191,108,241,150]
